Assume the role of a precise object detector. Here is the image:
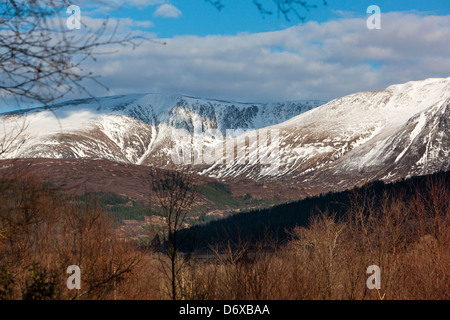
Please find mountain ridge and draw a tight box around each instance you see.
[198,77,450,186]
[1,77,449,192]
[0,93,325,164]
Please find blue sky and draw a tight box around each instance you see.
[2,0,450,111]
[93,0,450,37]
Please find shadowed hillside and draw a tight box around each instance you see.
[180,171,450,252]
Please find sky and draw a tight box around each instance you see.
[2,0,450,110]
[105,0,450,37]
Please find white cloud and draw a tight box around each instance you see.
[153,4,182,18]
[51,12,450,104]
[80,16,154,32]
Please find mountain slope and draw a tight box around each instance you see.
[0,94,324,166]
[199,78,450,187]
[179,170,450,252]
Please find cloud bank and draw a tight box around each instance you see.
[13,12,450,107]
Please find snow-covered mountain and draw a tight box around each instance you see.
[1,78,449,190]
[0,94,323,165]
[202,77,450,188]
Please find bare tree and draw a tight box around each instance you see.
[0,162,144,300]
[0,116,27,157]
[206,0,328,22]
[0,1,148,157]
[149,168,198,300]
[0,0,144,105]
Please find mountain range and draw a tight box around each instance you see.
[1,77,449,193]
